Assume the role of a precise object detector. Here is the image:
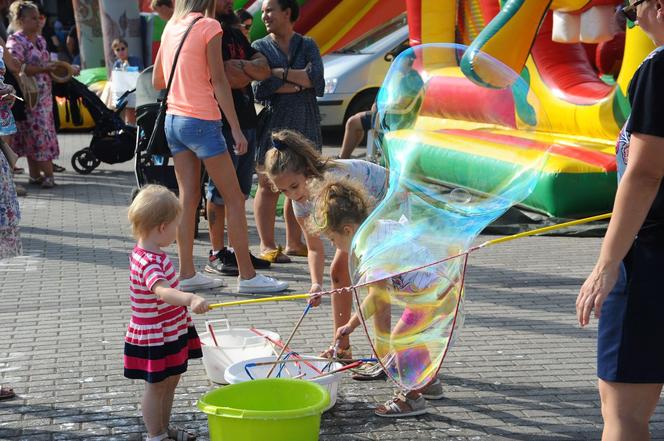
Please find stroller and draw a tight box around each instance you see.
[134,67,206,233]
[63,78,137,174]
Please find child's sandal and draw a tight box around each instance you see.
[145,433,174,441]
[168,426,196,441]
[375,392,427,418]
[319,346,353,363]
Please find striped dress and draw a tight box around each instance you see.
[124,246,202,383]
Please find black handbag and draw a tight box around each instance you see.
[146,16,203,156]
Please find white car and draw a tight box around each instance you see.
[318,15,409,128]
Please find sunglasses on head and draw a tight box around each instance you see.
[621,0,648,22]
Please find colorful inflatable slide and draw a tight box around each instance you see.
[241,0,406,54]
[393,0,655,217]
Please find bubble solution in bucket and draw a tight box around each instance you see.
[198,378,329,441]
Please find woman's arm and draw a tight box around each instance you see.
[23,63,54,76]
[272,40,324,93]
[243,52,270,81]
[577,132,664,326]
[152,46,166,90]
[208,33,247,154]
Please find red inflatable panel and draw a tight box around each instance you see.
[531,13,612,105]
[406,0,422,46]
[422,76,516,128]
[295,0,342,35]
[439,129,616,171]
[329,0,407,52]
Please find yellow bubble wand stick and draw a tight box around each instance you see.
[208,212,612,310]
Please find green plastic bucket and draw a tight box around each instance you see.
[197,378,330,441]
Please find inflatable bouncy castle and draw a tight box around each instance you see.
[239,0,406,54]
[392,0,654,217]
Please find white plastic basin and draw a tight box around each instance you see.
[199,320,280,384]
[224,355,342,411]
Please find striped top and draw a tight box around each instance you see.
[128,246,184,327]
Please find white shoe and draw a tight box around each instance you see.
[179,272,226,291]
[237,274,289,293]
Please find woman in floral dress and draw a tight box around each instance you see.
[6,1,59,188]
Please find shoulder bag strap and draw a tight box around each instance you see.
[161,15,204,106]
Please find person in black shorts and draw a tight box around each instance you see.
[576,1,664,438]
[204,0,272,276]
[339,104,376,159]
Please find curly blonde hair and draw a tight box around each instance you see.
[308,178,373,236]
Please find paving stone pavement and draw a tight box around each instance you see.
[2,133,664,441]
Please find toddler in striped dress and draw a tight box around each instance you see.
[124,185,209,441]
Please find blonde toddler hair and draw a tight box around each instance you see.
[309,178,373,236]
[128,185,181,239]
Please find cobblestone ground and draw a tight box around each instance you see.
[2,133,664,441]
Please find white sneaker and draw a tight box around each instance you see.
[179,272,226,291]
[237,274,289,293]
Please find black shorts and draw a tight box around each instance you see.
[360,110,374,132]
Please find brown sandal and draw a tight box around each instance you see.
[168,425,196,441]
[375,391,427,418]
[319,345,353,363]
[285,246,308,257]
[0,386,15,401]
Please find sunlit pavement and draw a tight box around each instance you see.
[2,133,662,440]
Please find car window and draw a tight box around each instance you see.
[335,14,407,54]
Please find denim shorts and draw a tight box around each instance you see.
[165,114,228,160]
[207,128,256,205]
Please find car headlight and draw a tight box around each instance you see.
[324,78,338,95]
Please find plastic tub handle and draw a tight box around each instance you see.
[198,401,245,418]
[205,319,230,331]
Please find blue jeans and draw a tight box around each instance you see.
[207,128,256,204]
[165,114,227,160]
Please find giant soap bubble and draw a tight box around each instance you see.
[349,44,552,392]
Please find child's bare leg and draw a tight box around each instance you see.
[161,374,180,432]
[330,249,352,349]
[142,380,170,437]
[371,290,392,358]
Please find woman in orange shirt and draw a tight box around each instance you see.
[153,0,288,294]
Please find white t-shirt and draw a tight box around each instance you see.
[293,159,388,218]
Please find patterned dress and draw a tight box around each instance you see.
[124,247,202,383]
[6,32,59,162]
[252,33,324,161]
[0,47,17,136]
[0,149,21,259]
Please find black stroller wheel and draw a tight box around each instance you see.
[71,149,101,174]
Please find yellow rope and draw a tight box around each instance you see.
[478,213,611,248]
[209,213,612,309]
[209,293,310,309]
